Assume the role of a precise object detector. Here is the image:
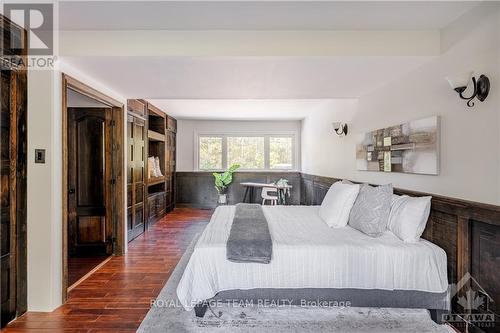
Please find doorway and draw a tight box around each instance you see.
[62,75,125,300]
[67,105,112,286]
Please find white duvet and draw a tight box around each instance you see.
[176,205,448,310]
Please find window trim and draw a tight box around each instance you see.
[194,131,299,172]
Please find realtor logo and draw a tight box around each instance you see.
[444,273,495,328]
[3,3,54,55]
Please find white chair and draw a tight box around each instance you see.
[261,187,278,205]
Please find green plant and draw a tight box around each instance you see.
[213,164,240,194]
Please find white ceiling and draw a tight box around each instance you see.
[148,99,350,120]
[59,1,477,31]
[58,1,478,120]
[60,56,433,100]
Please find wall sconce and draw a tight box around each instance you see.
[332,122,348,137]
[445,72,490,108]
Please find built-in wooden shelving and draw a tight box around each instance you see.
[144,102,167,225]
[127,100,176,228]
[147,176,165,186]
[148,130,165,142]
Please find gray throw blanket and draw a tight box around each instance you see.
[226,203,273,264]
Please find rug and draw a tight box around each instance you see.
[138,234,453,333]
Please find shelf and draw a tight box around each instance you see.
[147,176,165,186]
[148,130,165,142]
[148,190,165,198]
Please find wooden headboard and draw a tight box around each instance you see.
[300,173,500,325]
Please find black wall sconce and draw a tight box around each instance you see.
[446,72,490,108]
[332,122,348,137]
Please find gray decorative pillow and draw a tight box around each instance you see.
[348,183,393,237]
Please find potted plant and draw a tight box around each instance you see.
[213,164,240,205]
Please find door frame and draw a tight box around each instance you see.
[1,14,28,326]
[61,74,125,302]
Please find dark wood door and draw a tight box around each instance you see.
[127,114,146,241]
[0,69,27,327]
[68,108,113,256]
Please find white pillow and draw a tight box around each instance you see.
[388,195,432,242]
[319,182,360,228]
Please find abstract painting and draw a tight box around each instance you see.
[356,116,440,175]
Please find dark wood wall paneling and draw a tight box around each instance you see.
[176,172,301,208]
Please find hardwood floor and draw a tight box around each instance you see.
[2,208,212,333]
[68,257,110,287]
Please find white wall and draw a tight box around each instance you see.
[301,4,500,205]
[26,61,127,312]
[27,70,62,311]
[177,119,301,171]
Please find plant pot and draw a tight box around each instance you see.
[217,193,227,205]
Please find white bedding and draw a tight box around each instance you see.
[176,205,448,310]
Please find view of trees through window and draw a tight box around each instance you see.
[198,134,294,170]
[270,137,293,169]
[227,137,265,169]
[199,136,222,170]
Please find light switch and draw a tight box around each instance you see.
[35,149,45,163]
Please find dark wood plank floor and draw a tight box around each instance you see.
[2,208,212,333]
[68,257,109,287]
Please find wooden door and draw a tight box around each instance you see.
[1,14,27,328]
[127,115,146,241]
[0,69,27,327]
[67,108,113,256]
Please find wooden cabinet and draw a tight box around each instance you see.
[126,101,147,242]
[145,103,166,226]
[127,99,146,117]
[127,100,176,229]
[165,116,176,212]
[147,192,166,224]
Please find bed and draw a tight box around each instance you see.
[176,205,450,322]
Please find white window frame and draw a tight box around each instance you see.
[195,131,299,172]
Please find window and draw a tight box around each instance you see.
[227,136,265,169]
[270,137,293,169]
[198,136,222,170]
[197,134,297,171]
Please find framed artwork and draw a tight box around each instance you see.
[356,116,440,175]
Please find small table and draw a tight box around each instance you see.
[240,182,293,205]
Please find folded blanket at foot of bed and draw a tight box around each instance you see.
[226,203,272,264]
